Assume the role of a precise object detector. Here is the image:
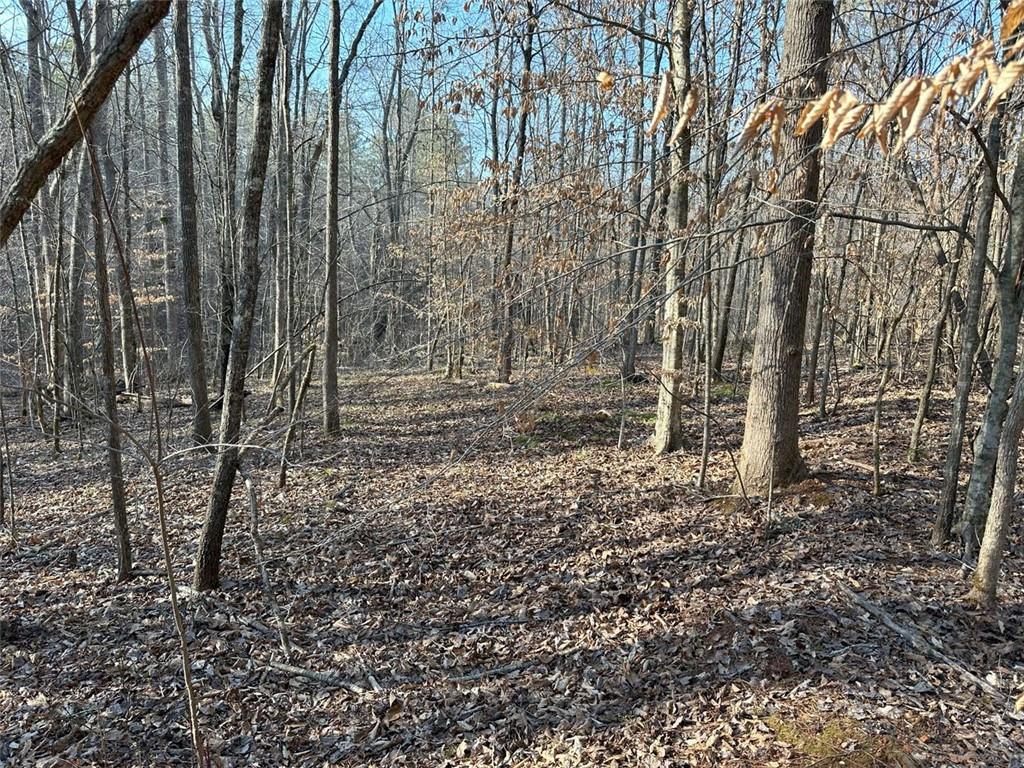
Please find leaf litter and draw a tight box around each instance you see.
[1,364,1022,766]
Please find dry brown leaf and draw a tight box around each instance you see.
[795,86,839,136]
[737,99,780,149]
[668,88,699,145]
[1005,34,1024,63]
[975,37,997,61]
[876,123,890,156]
[873,77,922,135]
[954,56,987,96]
[895,79,937,151]
[824,104,869,150]
[855,111,876,140]
[646,70,672,136]
[968,77,992,114]
[1002,0,1024,46]
[934,60,962,125]
[821,91,856,149]
[596,70,615,91]
[987,59,1024,110]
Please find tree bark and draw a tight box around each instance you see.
[173,0,213,445]
[958,134,1024,561]
[736,0,833,492]
[323,0,342,434]
[933,116,1002,546]
[651,0,693,455]
[0,0,171,250]
[152,20,178,342]
[193,0,283,592]
[969,365,1024,608]
[495,2,536,384]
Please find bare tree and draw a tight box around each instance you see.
[0,0,171,249]
[173,0,213,444]
[194,0,284,591]
[652,0,693,455]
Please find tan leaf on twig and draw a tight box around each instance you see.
[646,70,672,136]
[668,88,699,145]
[894,78,938,152]
[824,103,869,150]
[872,77,922,134]
[795,86,839,136]
[1002,0,1024,46]
[737,99,780,149]
[987,59,1024,111]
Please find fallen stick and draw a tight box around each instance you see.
[837,582,1005,702]
[446,660,537,683]
[268,661,366,694]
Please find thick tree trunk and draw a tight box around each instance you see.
[736,0,832,492]
[193,0,282,592]
[173,0,212,444]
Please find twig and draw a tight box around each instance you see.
[446,660,538,683]
[837,582,1005,702]
[268,661,365,693]
[243,473,292,662]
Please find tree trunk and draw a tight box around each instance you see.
[933,116,1002,545]
[173,0,212,444]
[736,0,832,492]
[651,0,693,455]
[193,0,282,592]
[323,0,342,434]
[957,128,1024,561]
[969,364,1024,608]
[152,20,178,343]
[495,2,536,384]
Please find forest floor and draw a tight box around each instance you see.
[1,355,1023,767]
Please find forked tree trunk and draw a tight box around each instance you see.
[193,0,282,592]
[736,0,832,492]
[959,133,1024,561]
[933,116,1001,545]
